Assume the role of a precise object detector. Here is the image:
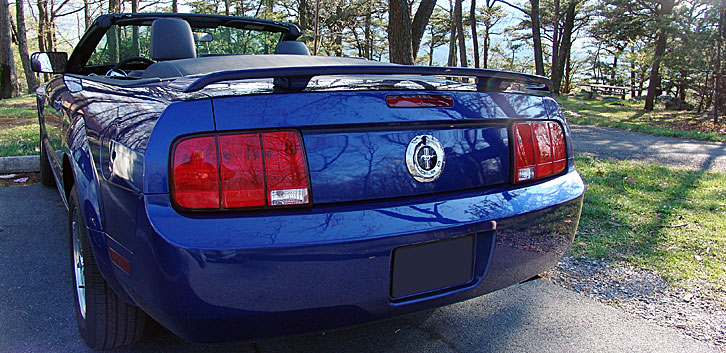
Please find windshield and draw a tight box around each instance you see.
[87,24,281,67]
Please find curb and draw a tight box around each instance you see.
[0,155,40,173]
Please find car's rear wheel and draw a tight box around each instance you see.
[39,135,54,187]
[69,186,147,349]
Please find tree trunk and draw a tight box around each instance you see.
[428,25,435,66]
[15,0,38,93]
[611,54,617,85]
[697,71,708,113]
[678,70,687,101]
[630,45,636,98]
[455,0,468,67]
[172,0,178,12]
[483,22,490,68]
[46,0,53,52]
[550,0,575,94]
[411,0,436,60]
[563,51,572,93]
[108,0,119,63]
[0,0,12,98]
[470,0,479,68]
[645,0,675,111]
[298,0,307,33]
[365,9,371,59]
[715,1,725,122]
[530,0,544,75]
[551,0,559,77]
[83,0,91,29]
[131,0,140,55]
[313,0,319,55]
[388,0,413,64]
[37,0,47,52]
[334,3,343,57]
[447,0,457,66]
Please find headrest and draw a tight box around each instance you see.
[149,18,196,61]
[274,41,310,55]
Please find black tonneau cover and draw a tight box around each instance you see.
[141,55,386,79]
[168,56,552,95]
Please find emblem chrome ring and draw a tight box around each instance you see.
[406,135,445,182]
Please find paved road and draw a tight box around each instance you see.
[570,125,726,172]
[0,185,720,352]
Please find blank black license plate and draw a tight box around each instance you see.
[391,235,474,298]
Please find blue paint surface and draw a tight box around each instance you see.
[38,73,584,343]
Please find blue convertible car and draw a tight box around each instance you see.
[32,13,584,349]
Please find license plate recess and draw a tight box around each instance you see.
[390,234,475,299]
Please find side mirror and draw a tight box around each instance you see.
[31,52,68,73]
[193,32,213,43]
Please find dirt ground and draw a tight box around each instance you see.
[654,113,726,135]
[0,98,37,129]
[0,117,35,128]
[0,172,40,187]
[0,99,34,108]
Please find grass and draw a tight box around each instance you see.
[0,124,39,157]
[573,156,726,289]
[0,95,39,157]
[0,95,37,119]
[559,96,726,143]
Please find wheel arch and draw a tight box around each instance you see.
[63,121,137,305]
[62,155,74,202]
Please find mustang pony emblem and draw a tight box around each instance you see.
[406,135,445,182]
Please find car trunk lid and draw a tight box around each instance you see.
[211,90,549,204]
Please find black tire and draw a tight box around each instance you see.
[39,131,54,187]
[69,186,147,349]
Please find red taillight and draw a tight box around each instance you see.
[171,130,310,210]
[514,123,536,182]
[263,131,310,206]
[512,121,566,183]
[219,133,265,208]
[171,136,220,209]
[385,94,453,108]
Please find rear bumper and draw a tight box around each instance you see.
[123,170,584,343]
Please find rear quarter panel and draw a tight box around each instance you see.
[39,76,176,301]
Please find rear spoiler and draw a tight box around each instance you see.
[179,65,552,95]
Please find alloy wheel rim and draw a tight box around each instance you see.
[72,210,86,319]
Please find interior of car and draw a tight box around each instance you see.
[82,17,310,80]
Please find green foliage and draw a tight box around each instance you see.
[659,1,719,99]
[489,36,534,73]
[575,156,726,288]
[590,0,653,48]
[419,6,452,65]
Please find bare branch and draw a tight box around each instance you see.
[54,5,85,18]
[50,0,74,18]
[498,0,530,16]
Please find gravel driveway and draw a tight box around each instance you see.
[570,125,726,172]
